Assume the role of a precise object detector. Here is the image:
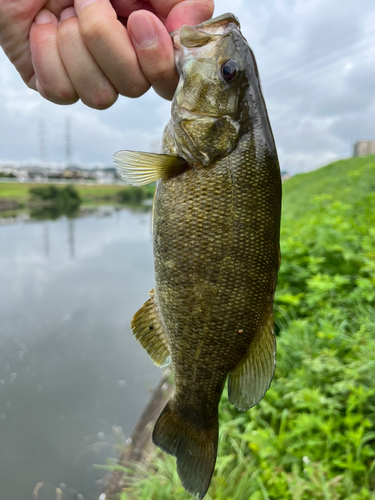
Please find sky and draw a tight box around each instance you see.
[0,0,374,175]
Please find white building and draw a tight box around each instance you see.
[353,140,375,157]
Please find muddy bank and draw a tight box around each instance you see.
[0,199,22,211]
[103,370,174,499]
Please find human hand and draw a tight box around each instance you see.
[0,0,214,108]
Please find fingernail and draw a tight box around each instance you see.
[130,13,157,48]
[35,9,56,25]
[75,0,98,14]
[60,7,77,22]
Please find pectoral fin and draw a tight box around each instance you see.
[228,311,276,411]
[131,290,170,367]
[113,150,188,186]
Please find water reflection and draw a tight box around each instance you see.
[44,222,50,259]
[0,207,160,499]
[68,219,75,261]
[29,204,80,222]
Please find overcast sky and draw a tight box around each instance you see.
[0,0,374,175]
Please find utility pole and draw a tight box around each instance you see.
[38,118,48,179]
[39,118,46,165]
[65,116,72,167]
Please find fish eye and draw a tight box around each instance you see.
[221,60,240,82]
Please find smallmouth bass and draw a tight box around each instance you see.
[114,13,281,500]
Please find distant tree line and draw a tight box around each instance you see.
[0,172,16,178]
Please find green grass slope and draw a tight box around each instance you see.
[118,156,375,500]
[282,155,375,218]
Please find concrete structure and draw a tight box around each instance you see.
[353,140,375,157]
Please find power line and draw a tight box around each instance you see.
[262,28,375,83]
[264,39,375,90]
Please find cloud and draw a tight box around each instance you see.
[0,0,374,174]
[0,56,169,165]
[232,0,375,174]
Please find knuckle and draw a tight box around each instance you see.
[83,87,118,110]
[38,82,78,105]
[0,2,35,25]
[113,63,150,97]
[57,28,78,50]
[148,63,172,84]
[119,79,150,98]
[79,17,110,46]
[26,73,37,91]
[57,19,79,46]
[137,43,175,85]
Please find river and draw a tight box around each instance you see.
[0,207,160,500]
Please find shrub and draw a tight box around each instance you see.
[116,186,154,205]
[29,184,81,219]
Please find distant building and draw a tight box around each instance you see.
[281,171,290,182]
[353,140,375,157]
[0,166,15,176]
[63,166,87,179]
[0,163,121,184]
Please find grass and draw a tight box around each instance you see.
[0,181,33,201]
[0,181,155,206]
[281,155,375,220]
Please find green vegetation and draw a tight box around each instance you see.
[29,184,81,219]
[0,172,16,178]
[117,155,375,500]
[0,182,32,201]
[29,184,81,204]
[0,181,154,208]
[116,185,155,204]
[76,184,153,205]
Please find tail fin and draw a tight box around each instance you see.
[152,401,218,500]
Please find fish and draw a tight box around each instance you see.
[113,12,281,500]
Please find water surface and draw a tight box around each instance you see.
[0,208,160,500]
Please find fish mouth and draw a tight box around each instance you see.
[170,13,240,42]
[171,13,241,65]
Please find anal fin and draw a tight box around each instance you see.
[228,311,276,411]
[131,290,170,367]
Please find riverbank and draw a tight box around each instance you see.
[0,181,155,208]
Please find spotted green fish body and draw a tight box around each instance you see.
[114,13,281,500]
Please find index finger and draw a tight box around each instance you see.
[149,0,214,32]
[75,0,150,97]
[110,0,214,31]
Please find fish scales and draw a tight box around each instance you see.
[114,12,281,499]
[154,146,280,412]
